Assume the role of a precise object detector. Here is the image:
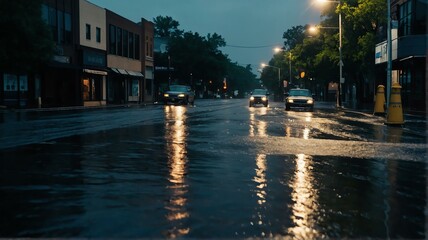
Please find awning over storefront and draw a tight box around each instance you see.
[109,68,144,78]
[127,71,144,77]
[83,68,108,75]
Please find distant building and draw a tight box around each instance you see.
[375,0,427,112]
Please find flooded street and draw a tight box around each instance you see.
[0,99,426,238]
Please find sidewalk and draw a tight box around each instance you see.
[0,102,153,113]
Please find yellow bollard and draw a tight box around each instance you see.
[385,82,404,125]
[373,85,386,115]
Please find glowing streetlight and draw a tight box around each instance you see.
[273,47,293,87]
[313,0,343,108]
[261,63,282,100]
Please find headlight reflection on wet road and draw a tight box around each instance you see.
[164,106,190,238]
[287,153,321,239]
[249,107,267,137]
[285,112,313,140]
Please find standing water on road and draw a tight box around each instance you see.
[0,100,426,238]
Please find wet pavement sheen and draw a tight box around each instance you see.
[0,99,426,238]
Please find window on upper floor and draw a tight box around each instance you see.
[41,4,72,44]
[135,34,140,60]
[399,0,427,36]
[117,27,123,56]
[109,25,116,54]
[129,32,134,59]
[108,24,141,60]
[123,30,129,58]
[64,13,72,44]
[86,24,91,40]
[96,27,101,43]
[398,0,413,36]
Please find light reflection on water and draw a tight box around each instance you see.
[254,154,267,205]
[287,153,321,239]
[286,112,313,139]
[249,107,267,137]
[163,106,190,238]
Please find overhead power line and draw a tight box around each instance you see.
[224,44,281,49]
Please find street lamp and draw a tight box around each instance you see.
[274,48,292,87]
[314,0,343,108]
[261,63,282,100]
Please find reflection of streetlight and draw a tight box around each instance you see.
[261,63,282,99]
[313,0,343,108]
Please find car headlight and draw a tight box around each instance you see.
[307,99,314,104]
[178,94,185,98]
[164,93,169,97]
[288,99,294,103]
[262,97,267,101]
[250,96,255,101]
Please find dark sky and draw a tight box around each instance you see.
[89,0,321,73]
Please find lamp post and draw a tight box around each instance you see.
[314,0,343,108]
[261,63,282,100]
[386,0,392,106]
[274,48,292,87]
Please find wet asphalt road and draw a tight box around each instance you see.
[0,99,427,238]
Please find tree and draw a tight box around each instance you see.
[153,16,183,38]
[153,16,257,97]
[0,0,54,73]
[282,25,308,50]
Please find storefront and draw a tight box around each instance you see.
[81,47,107,107]
[2,74,29,108]
[107,68,143,104]
[82,69,107,107]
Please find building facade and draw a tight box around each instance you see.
[375,0,427,112]
[141,18,155,103]
[106,10,144,104]
[79,0,108,107]
[1,0,154,108]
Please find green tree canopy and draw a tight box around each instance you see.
[154,15,257,96]
[153,15,183,38]
[0,0,54,73]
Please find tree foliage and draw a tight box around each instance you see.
[0,0,54,73]
[153,16,183,38]
[262,0,387,101]
[153,15,257,95]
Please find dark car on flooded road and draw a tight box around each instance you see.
[163,85,195,106]
[285,88,314,111]
[249,89,269,107]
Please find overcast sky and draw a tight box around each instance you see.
[89,0,321,72]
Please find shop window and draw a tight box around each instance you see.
[129,80,139,97]
[3,74,17,92]
[146,79,152,95]
[83,77,100,101]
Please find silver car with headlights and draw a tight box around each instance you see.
[285,88,314,111]
[249,89,269,107]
